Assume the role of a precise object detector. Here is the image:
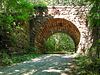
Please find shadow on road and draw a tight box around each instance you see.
[0,54,76,75]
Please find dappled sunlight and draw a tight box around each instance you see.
[61,53,80,58]
[67,63,72,66]
[32,58,41,62]
[61,73,68,75]
[53,62,59,65]
[64,68,71,72]
[0,54,75,75]
[0,72,3,74]
[42,69,62,73]
[31,54,65,62]
[15,69,20,72]
[8,73,13,75]
[42,67,74,75]
[31,54,54,62]
[23,69,37,75]
[0,0,98,75]
[61,54,74,58]
[23,61,31,64]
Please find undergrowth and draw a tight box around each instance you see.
[75,56,100,75]
[0,52,40,66]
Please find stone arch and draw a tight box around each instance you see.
[34,18,80,53]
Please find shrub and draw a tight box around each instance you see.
[75,56,100,75]
[44,33,75,53]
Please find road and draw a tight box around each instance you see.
[0,54,76,75]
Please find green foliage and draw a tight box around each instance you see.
[0,0,33,47]
[1,51,13,66]
[12,26,29,49]
[36,0,88,6]
[11,53,40,64]
[0,51,40,66]
[75,56,100,75]
[0,0,48,65]
[87,1,100,28]
[0,0,34,20]
[26,46,38,53]
[44,33,75,53]
[33,1,47,13]
[86,0,100,58]
[6,0,33,20]
[0,0,34,52]
[0,13,13,32]
[63,0,87,5]
[0,13,13,50]
[0,1,34,67]
[0,48,40,66]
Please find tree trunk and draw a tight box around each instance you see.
[92,26,100,58]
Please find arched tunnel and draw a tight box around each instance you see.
[34,18,80,53]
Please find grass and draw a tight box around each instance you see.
[11,53,41,63]
[1,53,41,66]
[75,56,100,75]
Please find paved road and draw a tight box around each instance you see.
[0,54,76,75]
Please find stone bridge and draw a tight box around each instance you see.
[30,6,92,54]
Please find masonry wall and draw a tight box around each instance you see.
[30,6,92,54]
[48,6,92,54]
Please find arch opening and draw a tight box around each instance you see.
[44,33,75,54]
[34,18,80,53]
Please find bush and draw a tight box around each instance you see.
[1,51,13,66]
[33,1,47,14]
[44,33,75,53]
[75,56,100,75]
[0,51,40,66]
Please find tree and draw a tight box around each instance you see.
[0,0,33,53]
[87,0,100,58]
